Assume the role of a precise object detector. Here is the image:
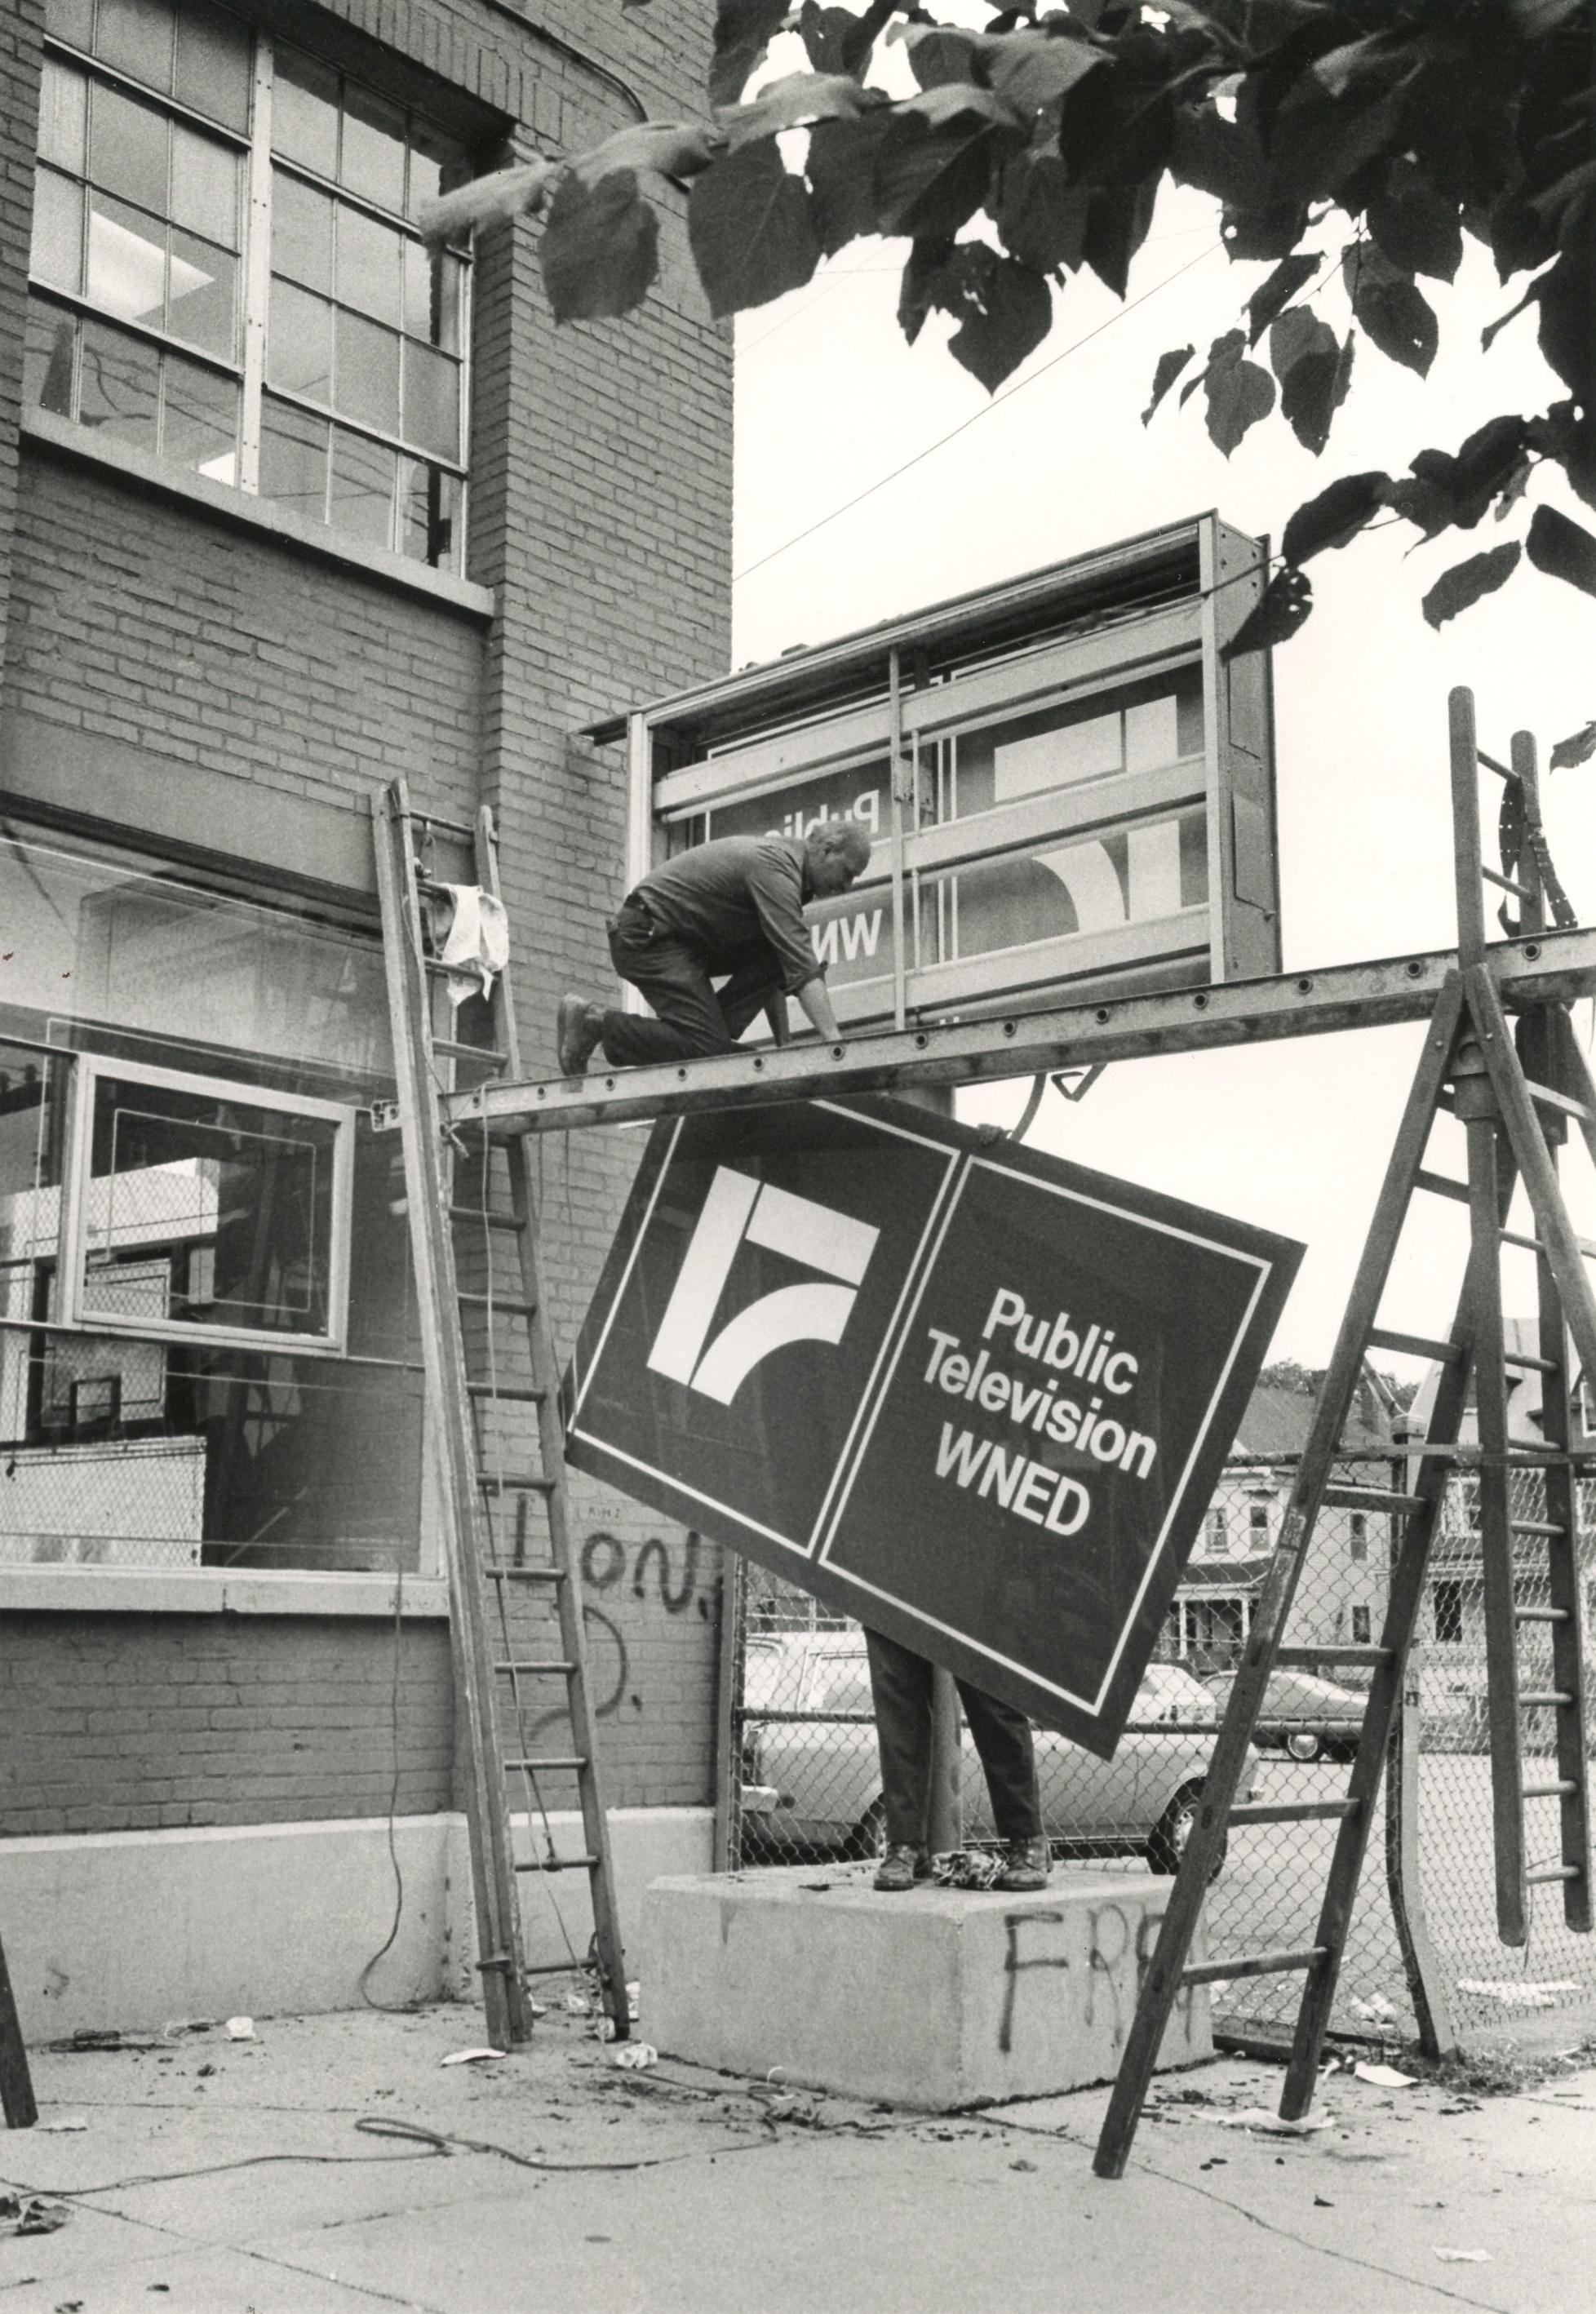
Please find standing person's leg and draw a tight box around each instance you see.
[958,1680,1048,1889]
[864,1629,935,1881]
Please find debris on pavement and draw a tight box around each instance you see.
[224,2015,255,2040]
[1455,1978,1582,2007]
[1211,2107,1330,2135]
[1354,2063,1417,2088]
[612,2042,658,2072]
[36,2117,88,2132]
[0,2192,69,2238]
[1434,2248,1492,2263]
[440,2046,505,2067]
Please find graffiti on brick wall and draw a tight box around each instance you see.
[513,1532,713,1740]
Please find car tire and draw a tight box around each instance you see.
[1285,1731,1322,1762]
[1147,1784,1226,1880]
[842,1798,886,1862]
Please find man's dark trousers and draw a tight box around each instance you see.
[864,1628,1044,1849]
[597,897,783,1066]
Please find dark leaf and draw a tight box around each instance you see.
[898,237,957,348]
[1536,242,1594,401]
[876,107,1020,242]
[1267,60,1416,204]
[1171,102,1271,209]
[798,0,897,77]
[1392,417,1533,537]
[1223,565,1314,656]
[1270,307,1353,454]
[1081,179,1158,299]
[1494,453,1533,521]
[1246,252,1320,346]
[902,27,981,90]
[541,169,658,322]
[1481,279,1539,354]
[1421,541,1521,628]
[688,139,819,317]
[1204,327,1275,458]
[995,147,1090,271]
[1221,200,1310,259]
[977,26,1106,115]
[1527,504,1596,598]
[947,250,1053,391]
[1281,471,1391,565]
[1505,0,1586,33]
[806,111,894,254]
[1549,720,1596,771]
[1530,401,1596,512]
[1366,157,1462,281]
[1312,35,1400,100]
[1342,242,1438,375]
[709,0,790,109]
[1142,344,1195,425]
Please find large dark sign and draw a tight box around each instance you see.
[564,1098,1301,1755]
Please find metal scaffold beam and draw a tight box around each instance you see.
[432,926,1596,1137]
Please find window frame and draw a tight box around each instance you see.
[29,0,472,570]
[58,1051,356,1356]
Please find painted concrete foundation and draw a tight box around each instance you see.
[641,1863,1211,2109]
[0,1806,712,2038]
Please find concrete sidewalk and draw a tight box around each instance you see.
[2,1999,1593,2313]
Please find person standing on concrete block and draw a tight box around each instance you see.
[865,1628,1050,1895]
[556,822,871,1074]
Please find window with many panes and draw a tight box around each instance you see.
[26,0,470,570]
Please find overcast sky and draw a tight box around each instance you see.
[727,42,1596,1373]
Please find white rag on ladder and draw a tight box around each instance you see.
[433,884,509,1006]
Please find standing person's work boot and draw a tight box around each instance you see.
[995,1837,1050,1892]
[556,996,605,1077]
[872,1842,929,1893]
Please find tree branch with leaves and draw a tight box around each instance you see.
[424,0,1594,654]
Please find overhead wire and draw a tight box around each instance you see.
[733,238,1224,587]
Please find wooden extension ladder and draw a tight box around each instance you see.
[0,1929,37,2129]
[371,780,628,2049]
[1095,688,1594,2177]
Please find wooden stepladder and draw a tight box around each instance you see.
[371,780,629,2049]
[1095,689,1594,2177]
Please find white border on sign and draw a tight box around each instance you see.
[814,1154,1272,1722]
[565,1103,962,1561]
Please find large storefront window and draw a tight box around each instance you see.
[0,832,426,1575]
[26,0,471,571]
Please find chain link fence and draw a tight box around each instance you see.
[720,1456,1596,2051]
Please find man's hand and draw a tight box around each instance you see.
[796,978,844,1044]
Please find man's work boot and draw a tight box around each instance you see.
[872,1842,929,1893]
[995,1837,1051,1893]
[556,996,605,1078]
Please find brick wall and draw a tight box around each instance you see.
[0,1616,454,1834]
[0,0,733,1836]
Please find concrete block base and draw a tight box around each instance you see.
[641,1863,1211,2110]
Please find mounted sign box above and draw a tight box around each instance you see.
[592,515,1280,1029]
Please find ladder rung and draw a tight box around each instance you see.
[433,1039,509,1064]
[1525,1078,1595,1125]
[1523,1780,1578,1801]
[1503,1350,1559,1374]
[1481,864,1535,902]
[404,807,477,839]
[1322,1483,1426,1515]
[479,1472,554,1495]
[1526,1863,1583,1886]
[1510,1516,1567,1537]
[1229,1801,1361,1826]
[516,1853,600,1873]
[449,1207,525,1232]
[1516,1605,1571,1623]
[506,1754,587,1773]
[1519,1691,1575,1709]
[458,1292,539,1318]
[1415,1167,1470,1206]
[1366,1327,1461,1364]
[495,1659,576,1676]
[1182,1947,1326,1987]
[466,1381,547,1403]
[485,1565,567,1583]
[1498,1224,1596,1259]
[521,1957,597,1977]
[1275,1644,1390,1668]
[1476,747,1515,780]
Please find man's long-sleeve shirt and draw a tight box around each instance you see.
[629,836,824,995]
